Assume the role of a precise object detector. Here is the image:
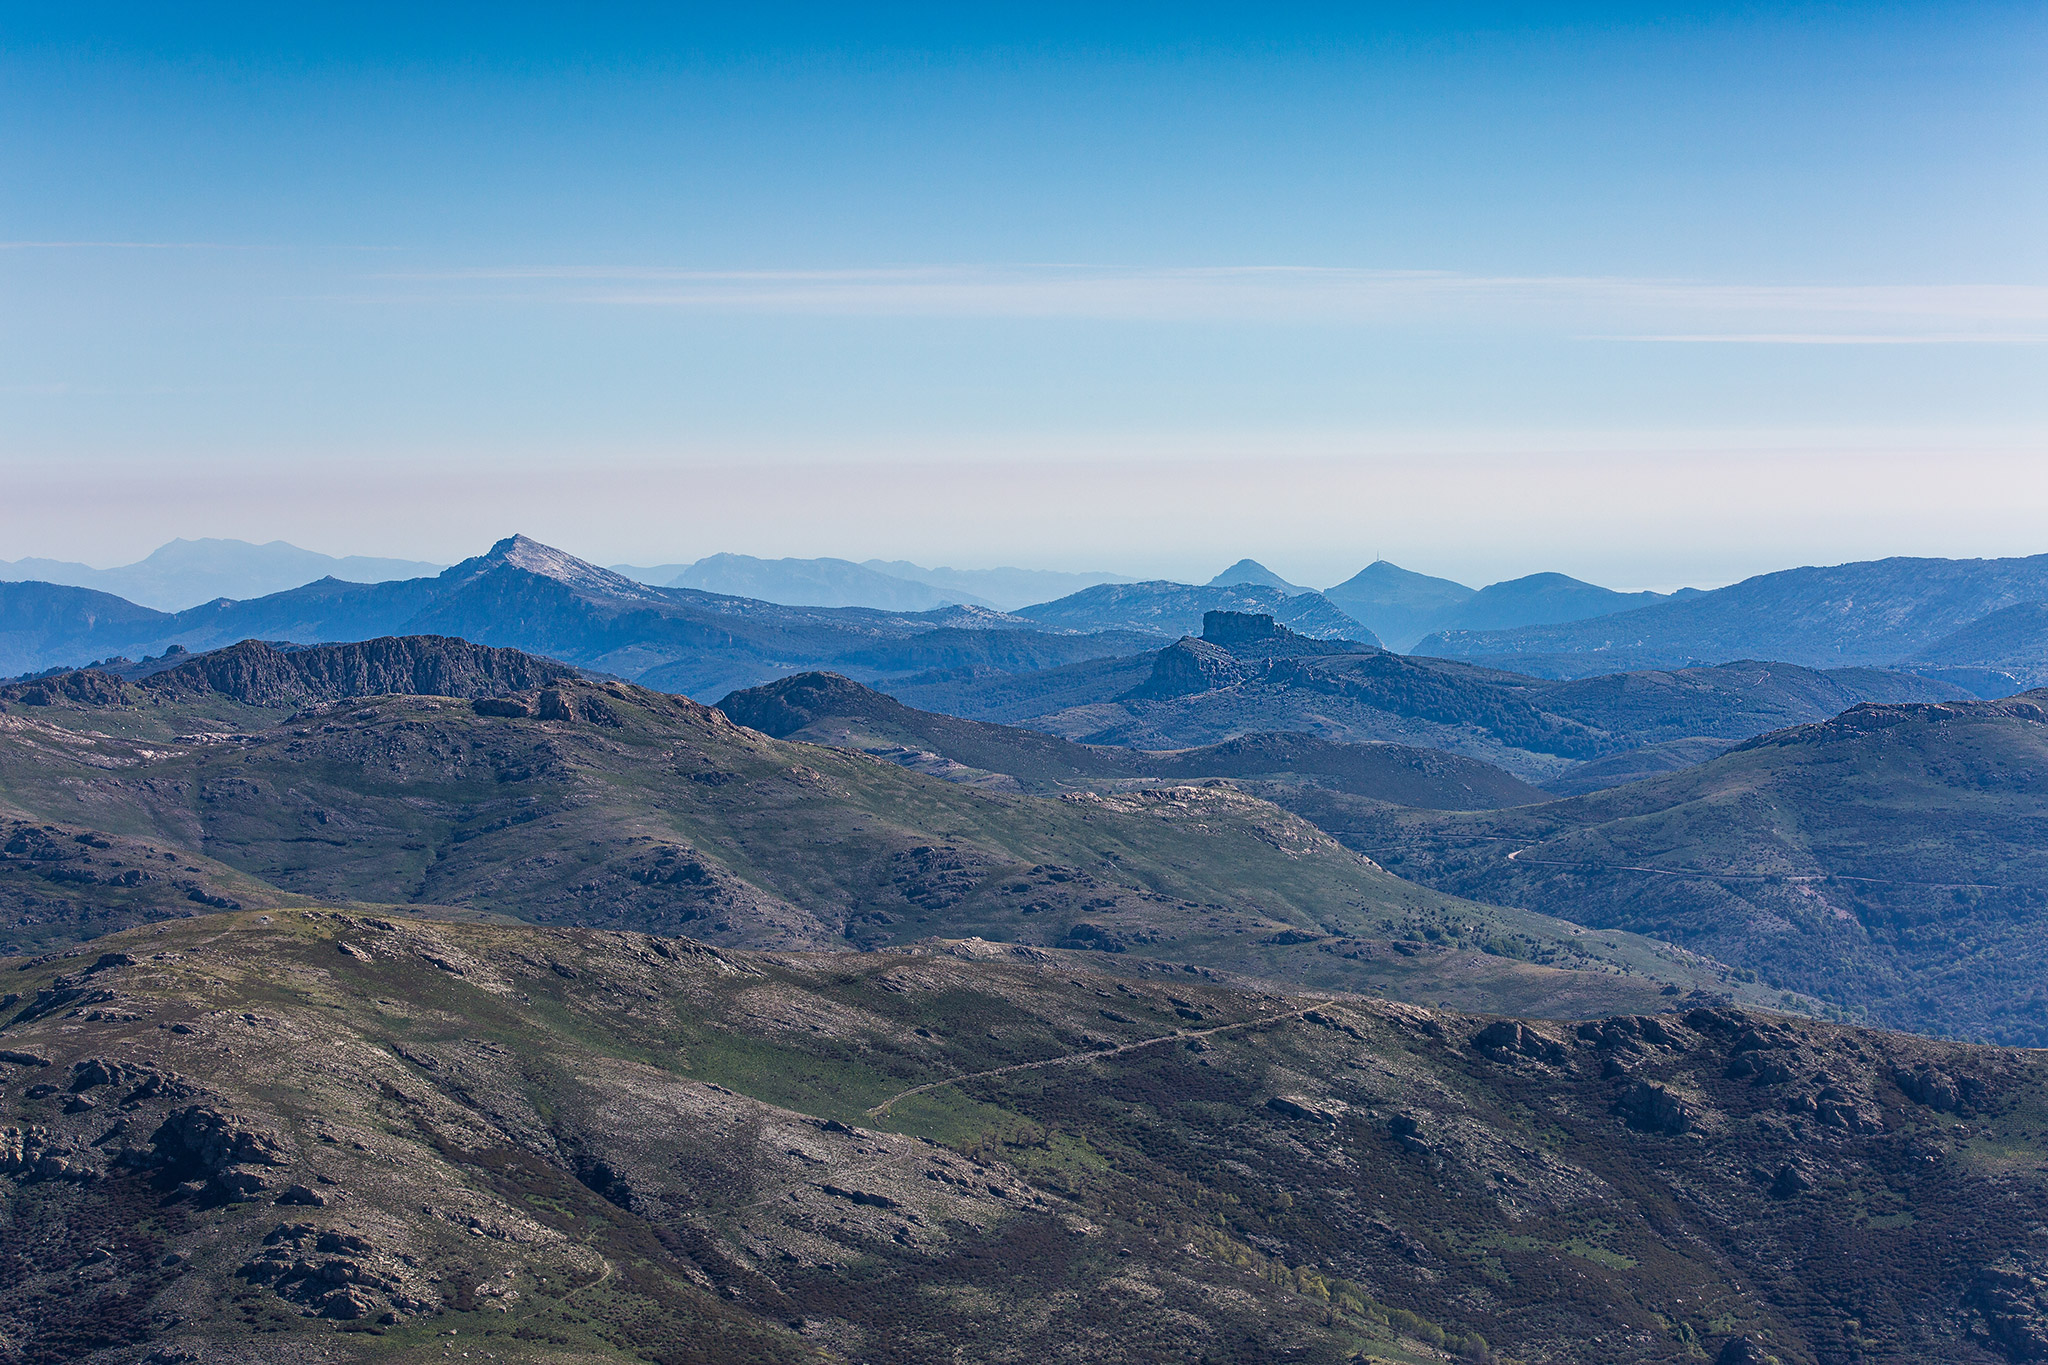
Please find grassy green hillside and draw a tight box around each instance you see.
[5,912,2043,1363]
[1293,694,2048,1042]
[0,673,1787,1018]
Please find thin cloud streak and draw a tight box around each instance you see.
[380,264,2048,338]
[0,240,263,250]
[1599,333,2048,345]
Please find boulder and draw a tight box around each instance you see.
[1895,1064,1962,1111]
[148,1105,285,1176]
[1769,1163,1813,1199]
[1473,1020,1568,1065]
[1716,1339,1779,1365]
[1266,1095,1341,1125]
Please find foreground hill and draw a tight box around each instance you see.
[5,911,2045,1363]
[0,536,1152,698]
[1415,552,2048,677]
[1291,693,2048,1043]
[898,614,1966,785]
[719,670,1549,808]
[0,662,1767,1016]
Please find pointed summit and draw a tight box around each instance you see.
[452,535,661,601]
[1206,559,1306,593]
[1322,561,1477,651]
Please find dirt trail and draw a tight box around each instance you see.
[866,999,1340,1118]
[1506,845,2018,890]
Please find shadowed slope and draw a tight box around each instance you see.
[1291,693,2048,1042]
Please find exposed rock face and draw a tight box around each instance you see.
[1769,1162,1814,1199]
[1266,1095,1343,1125]
[1897,1063,1971,1112]
[1472,1019,1569,1065]
[0,669,132,708]
[1615,1080,1695,1134]
[1976,1256,2048,1360]
[1716,1338,1780,1365]
[3,636,581,712]
[1201,610,1286,649]
[138,636,579,707]
[237,1223,433,1323]
[0,1124,98,1181]
[147,1104,285,1198]
[1123,637,1252,700]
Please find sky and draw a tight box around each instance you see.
[3,3,2044,591]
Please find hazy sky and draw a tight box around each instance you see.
[4,4,2044,590]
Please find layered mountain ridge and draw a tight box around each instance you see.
[0,536,1153,699]
[1417,553,2048,682]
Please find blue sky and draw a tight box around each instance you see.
[3,4,2044,589]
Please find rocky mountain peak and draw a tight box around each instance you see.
[464,535,660,600]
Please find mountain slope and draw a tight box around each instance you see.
[1416,553,2048,674]
[5,911,2044,1364]
[1535,660,1965,746]
[1297,693,2048,1042]
[0,669,1778,1016]
[0,582,177,678]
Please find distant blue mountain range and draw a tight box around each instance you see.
[609,554,1133,612]
[0,538,444,612]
